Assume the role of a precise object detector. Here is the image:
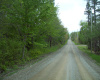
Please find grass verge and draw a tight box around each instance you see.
[0,41,67,80]
[78,45,100,64]
[73,41,80,45]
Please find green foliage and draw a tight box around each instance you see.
[0,0,69,74]
[0,64,7,72]
[83,0,100,54]
[79,21,100,54]
[71,32,79,44]
[79,21,89,44]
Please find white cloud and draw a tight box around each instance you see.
[55,0,87,33]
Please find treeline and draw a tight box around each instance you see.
[79,21,100,54]
[71,32,79,44]
[0,0,69,73]
[71,0,100,55]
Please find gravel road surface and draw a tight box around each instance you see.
[4,40,100,80]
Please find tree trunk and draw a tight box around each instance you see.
[50,38,52,47]
[22,35,26,59]
[94,0,96,26]
[48,36,52,47]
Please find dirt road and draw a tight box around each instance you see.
[4,40,100,80]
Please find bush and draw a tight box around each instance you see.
[0,64,7,73]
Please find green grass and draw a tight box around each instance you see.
[0,42,66,79]
[78,45,100,64]
[30,41,68,59]
[29,44,63,59]
[72,41,80,45]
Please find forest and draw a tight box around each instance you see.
[0,0,69,73]
[71,0,100,54]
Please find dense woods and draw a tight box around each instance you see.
[0,0,69,73]
[71,0,100,54]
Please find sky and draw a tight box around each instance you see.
[54,0,87,33]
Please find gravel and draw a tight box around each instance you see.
[3,40,100,80]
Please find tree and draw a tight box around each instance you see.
[79,20,100,54]
[85,1,91,26]
[79,21,89,44]
[0,0,69,73]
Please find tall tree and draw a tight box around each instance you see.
[91,0,97,25]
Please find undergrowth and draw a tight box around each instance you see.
[0,41,67,79]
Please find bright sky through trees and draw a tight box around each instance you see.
[54,0,87,33]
